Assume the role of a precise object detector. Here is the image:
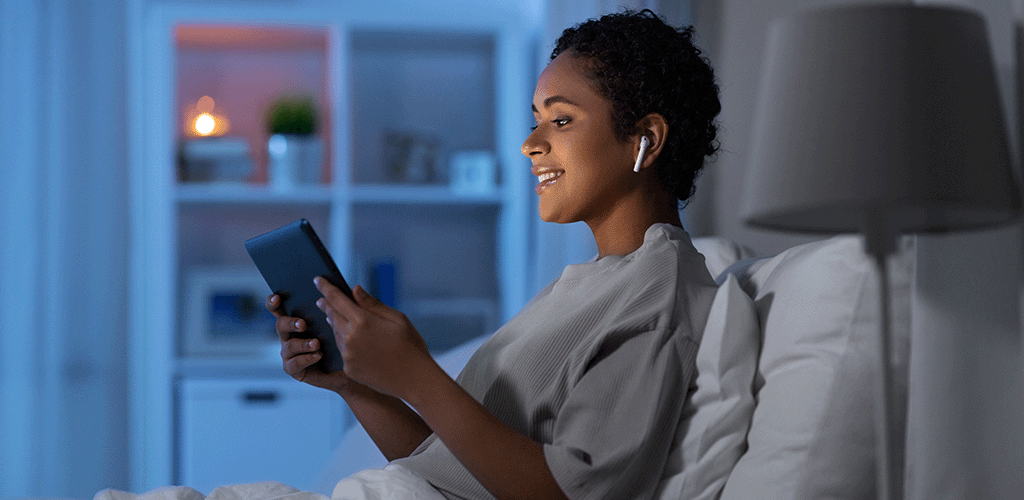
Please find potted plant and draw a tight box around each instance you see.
[265,95,323,189]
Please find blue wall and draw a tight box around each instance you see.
[1,0,131,496]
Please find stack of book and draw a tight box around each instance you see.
[179,137,253,183]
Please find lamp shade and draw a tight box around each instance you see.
[742,5,1021,238]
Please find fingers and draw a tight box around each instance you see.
[273,309,307,342]
[266,294,284,317]
[280,337,333,387]
[281,337,318,359]
[276,313,306,331]
[314,277,361,317]
[281,337,321,370]
[351,284,407,323]
[352,285,375,307]
[268,294,316,341]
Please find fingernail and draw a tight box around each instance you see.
[313,277,321,287]
[307,340,316,349]
[316,298,324,309]
[294,319,302,329]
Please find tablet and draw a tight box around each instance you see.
[245,219,352,373]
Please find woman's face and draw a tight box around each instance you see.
[522,52,637,225]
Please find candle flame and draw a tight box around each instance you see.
[185,96,229,137]
[194,113,216,136]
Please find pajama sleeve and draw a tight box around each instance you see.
[543,329,699,499]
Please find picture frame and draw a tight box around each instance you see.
[449,150,497,195]
[183,267,279,357]
[383,130,440,184]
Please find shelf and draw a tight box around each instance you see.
[177,355,288,379]
[351,184,503,205]
[177,183,334,204]
[131,8,534,490]
[176,183,504,206]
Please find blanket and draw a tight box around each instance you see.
[94,465,447,500]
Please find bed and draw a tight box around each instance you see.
[311,234,913,499]
[99,233,913,499]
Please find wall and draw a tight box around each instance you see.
[0,0,47,494]
[1,0,131,496]
[691,0,1024,497]
[913,4,1024,498]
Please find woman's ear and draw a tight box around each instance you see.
[634,113,669,171]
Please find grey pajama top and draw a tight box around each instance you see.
[392,223,718,499]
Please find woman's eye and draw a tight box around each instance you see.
[529,117,570,131]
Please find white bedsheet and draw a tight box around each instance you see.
[94,482,325,500]
[94,465,444,500]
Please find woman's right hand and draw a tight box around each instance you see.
[266,293,355,395]
[268,293,434,461]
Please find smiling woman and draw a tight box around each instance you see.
[269,9,723,500]
[268,9,723,500]
[523,52,675,258]
[523,11,719,259]
[524,54,642,226]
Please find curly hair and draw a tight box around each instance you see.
[552,9,721,207]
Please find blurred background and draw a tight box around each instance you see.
[1,0,1022,498]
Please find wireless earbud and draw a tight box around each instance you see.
[633,136,650,173]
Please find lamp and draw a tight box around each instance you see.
[741,5,1022,500]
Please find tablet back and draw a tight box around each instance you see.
[245,219,351,373]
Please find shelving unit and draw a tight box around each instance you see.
[128,1,535,492]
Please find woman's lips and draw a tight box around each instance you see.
[535,170,563,194]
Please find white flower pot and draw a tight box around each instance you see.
[267,134,323,189]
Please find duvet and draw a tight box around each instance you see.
[94,465,447,500]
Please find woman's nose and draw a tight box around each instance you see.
[521,129,547,157]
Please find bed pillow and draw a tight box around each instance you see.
[655,273,760,499]
[691,236,761,280]
[718,235,912,500]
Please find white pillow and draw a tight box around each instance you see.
[691,236,761,279]
[718,235,912,500]
[655,273,760,499]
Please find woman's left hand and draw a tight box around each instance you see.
[314,277,434,399]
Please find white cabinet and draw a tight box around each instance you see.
[179,378,345,493]
[128,1,535,491]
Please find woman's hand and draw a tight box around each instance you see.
[269,290,435,460]
[314,277,434,400]
[266,293,357,395]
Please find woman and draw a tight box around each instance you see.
[271,10,721,500]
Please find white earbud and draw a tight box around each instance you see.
[633,136,650,173]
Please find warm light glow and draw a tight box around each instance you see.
[194,113,216,136]
[184,96,229,137]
